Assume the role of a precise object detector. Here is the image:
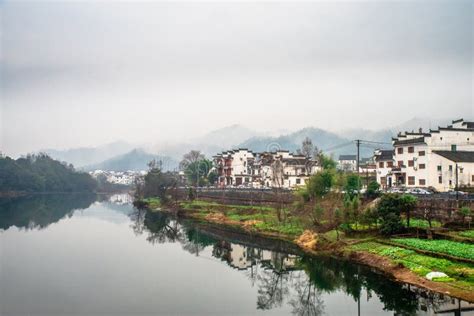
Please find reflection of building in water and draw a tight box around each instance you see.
[108,194,133,205]
[212,241,297,271]
[409,286,474,316]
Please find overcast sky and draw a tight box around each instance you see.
[1,1,473,156]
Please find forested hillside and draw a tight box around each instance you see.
[0,154,97,193]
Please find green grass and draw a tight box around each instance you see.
[407,218,442,229]
[142,197,161,209]
[178,200,303,236]
[390,238,474,261]
[180,200,276,212]
[350,242,474,285]
[253,220,305,236]
[459,230,474,239]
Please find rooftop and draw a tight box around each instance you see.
[339,155,356,161]
[433,150,474,163]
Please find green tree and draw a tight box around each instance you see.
[184,159,214,187]
[307,170,334,198]
[377,194,405,236]
[344,174,361,198]
[366,181,381,198]
[144,166,177,202]
[320,155,337,170]
[400,194,417,228]
[459,206,472,228]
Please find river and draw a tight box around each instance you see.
[0,193,472,316]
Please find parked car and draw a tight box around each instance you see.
[387,187,405,194]
[407,188,432,195]
[447,190,468,196]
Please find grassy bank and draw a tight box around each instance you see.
[137,197,474,302]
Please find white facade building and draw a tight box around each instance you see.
[387,119,474,191]
[374,149,394,189]
[214,149,256,187]
[215,149,319,189]
[338,155,357,172]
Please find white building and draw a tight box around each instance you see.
[215,149,319,189]
[388,119,474,191]
[338,155,357,172]
[374,149,394,189]
[258,151,319,189]
[214,149,257,187]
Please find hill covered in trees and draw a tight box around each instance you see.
[0,154,97,193]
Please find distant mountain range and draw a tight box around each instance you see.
[83,149,179,172]
[44,117,460,170]
[45,141,135,168]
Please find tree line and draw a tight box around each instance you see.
[0,153,97,193]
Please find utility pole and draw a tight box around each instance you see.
[455,163,459,201]
[356,139,361,175]
[356,139,361,194]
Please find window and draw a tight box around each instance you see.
[449,165,453,172]
[419,164,426,169]
[408,176,415,185]
[387,161,393,168]
[397,148,403,154]
[419,179,426,186]
[437,165,442,172]
[438,176,442,184]
[408,146,414,153]
[381,177,386,185]
[472,175,474,182]
[451,144,457,152]
[449,180,452,186]
[408,160,414,167]
[419,151,425,156]
[296,178,301,184]
[379,162,384,168]
[398,161,403,167]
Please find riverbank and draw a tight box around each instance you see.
[136,197,474,302]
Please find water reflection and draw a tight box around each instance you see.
[1,194,473,315]
[139,208,474,315]
[0,193,96,231]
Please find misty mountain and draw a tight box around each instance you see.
[336,117,453,145]
[152,124,263,158]
[84,149,179,172]
[238,127,366,157]
[45,141,135,168]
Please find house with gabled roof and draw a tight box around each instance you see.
[387,118,474,191]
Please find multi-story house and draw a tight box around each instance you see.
[214,149,256,187]
[216,149,318,189]
[338,155,357,172]
[374,149,394,188]
[258,150,319,188]
[389,119,474,191]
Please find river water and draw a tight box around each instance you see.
[0,193,472,316]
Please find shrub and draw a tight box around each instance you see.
[380,212,404,236]
[366,181,380,198]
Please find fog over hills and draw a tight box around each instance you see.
[45,141,135,168]
[44,117,466,170]
[83,149,179,172]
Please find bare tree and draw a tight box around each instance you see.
[179,150,205,170]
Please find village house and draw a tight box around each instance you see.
[214,149,318,189]
[338,155,357,172]
[213,149,257,187]
[374,149,394,189]
[379,119,474,191]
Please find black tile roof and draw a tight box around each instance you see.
[339,155,356,160]
[393,137,426,146]
[433,151,474,163]
[375,150,393,161]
